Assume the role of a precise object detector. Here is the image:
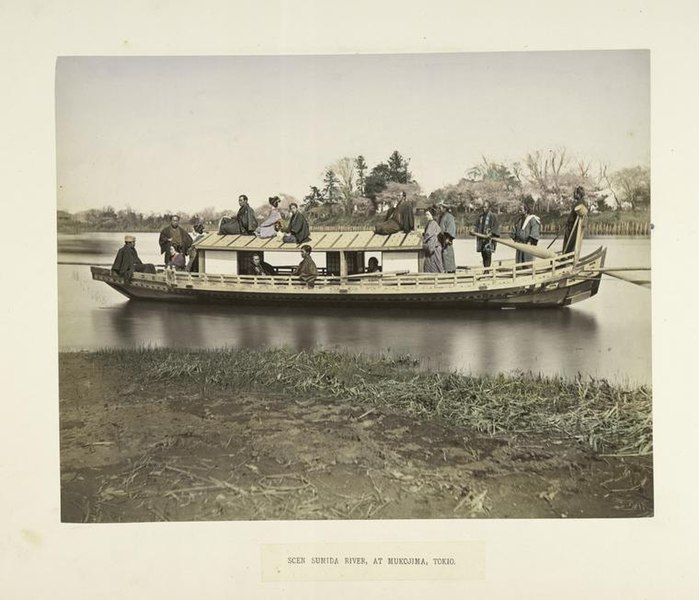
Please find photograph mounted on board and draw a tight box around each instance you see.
[56,51,651,522]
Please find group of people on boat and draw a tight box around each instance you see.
[472,195,542,267]
[111,214,204,281]
[217,195,311,244]
[110,186,588,283]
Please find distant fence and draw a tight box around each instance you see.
[314,221,651,237]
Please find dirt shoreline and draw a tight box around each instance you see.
[59,352,653,522]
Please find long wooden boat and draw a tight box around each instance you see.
[91,226,607,308]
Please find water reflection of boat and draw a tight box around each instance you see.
[104,299,600,378]
[91,226,607,308]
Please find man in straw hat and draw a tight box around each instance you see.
[111,235,156,281]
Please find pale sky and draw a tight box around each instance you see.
[56,51,649,214]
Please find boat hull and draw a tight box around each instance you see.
[92,247,605,309]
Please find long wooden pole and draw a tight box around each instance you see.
[470,231,558,260]
[588,270,651,288]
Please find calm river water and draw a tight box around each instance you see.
[58,232,651,386]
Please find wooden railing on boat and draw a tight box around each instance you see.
[114,249,598,292]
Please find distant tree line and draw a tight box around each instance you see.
[58,147,650,232]
[429,149,650,216]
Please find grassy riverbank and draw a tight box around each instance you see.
[59,348,653,521]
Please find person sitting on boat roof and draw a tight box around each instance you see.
[159,215,193,266]
[366,256,382,273]
[511,195,541,263]
[111,235,156,281]
[436,201,457,273]
[249,254,276,276]
[255,196,283,239]
[562,186,589,255]
[422,209,444,273]
[283,202,311,244]
[185,220,206,272]
[374,191,415,235]
[474,199,500,268]
[294,245,318,288]
[218,194,258,235]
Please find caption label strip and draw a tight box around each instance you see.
[261,542,485,582]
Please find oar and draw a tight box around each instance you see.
[581,268,651,288]
[470,231,557,260]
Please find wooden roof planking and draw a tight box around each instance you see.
[194,230,424,252]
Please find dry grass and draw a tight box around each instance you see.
[79,347,652,456]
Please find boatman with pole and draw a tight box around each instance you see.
[511,196,541,263]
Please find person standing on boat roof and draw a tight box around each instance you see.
[218,194,258,235]
[374,191,415,235]
[294,244,318,288]
[422,209,444,273]
[511,195,541,263]
[159,215,193,266]
[283,202,311,244]
[562,186,589,254]
[111,235,156,281]
[474,199,500,267]
[436,201,457,272]
[255,196,283,238]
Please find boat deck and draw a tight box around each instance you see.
[92,247,606,308]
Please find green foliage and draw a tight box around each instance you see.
[610,166,650,210]
[322,169,339,204]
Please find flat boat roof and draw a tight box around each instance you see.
[195,230,423,252]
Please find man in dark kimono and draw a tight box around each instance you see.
[374,192,415,235]
[294,245,318,288]
[249,254,276,275]
[283,203,311,243]
[474,200,500,267]
[437,202,457,272]
[159,215,193,266]
[562,186,589,254]
[111,235,156,281]
[511,196,541,263]
[218,194,258,235]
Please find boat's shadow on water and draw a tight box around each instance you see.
[100,300,599,376]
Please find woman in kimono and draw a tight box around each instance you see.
[562,186,588,254]
[437,202,457,272]
[422,209,444,273]
[255,196,282,238]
